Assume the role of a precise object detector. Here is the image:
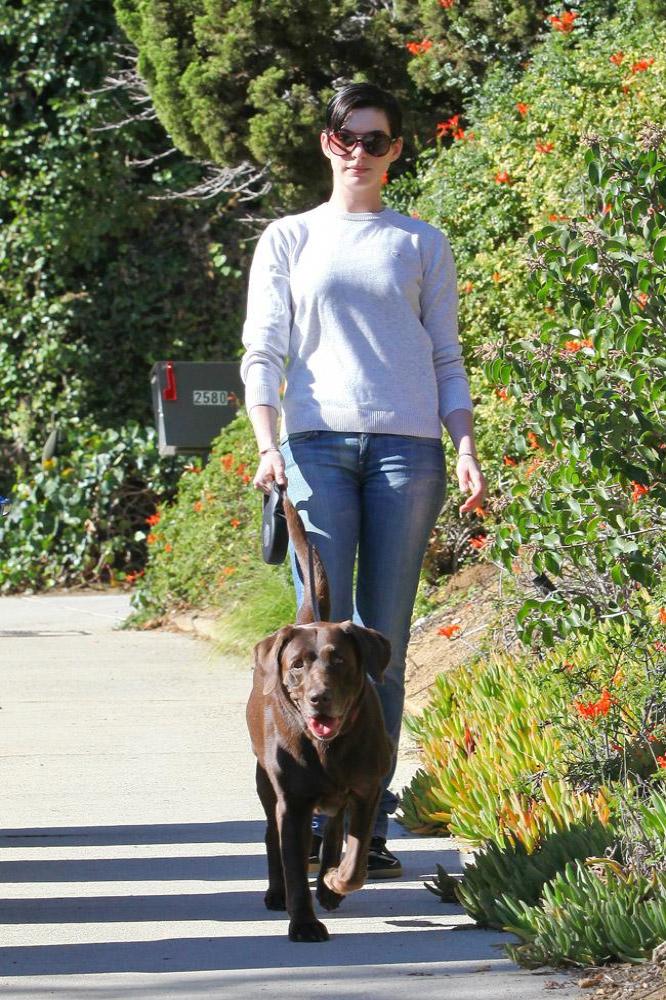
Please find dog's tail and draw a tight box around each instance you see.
[283,494,331,624]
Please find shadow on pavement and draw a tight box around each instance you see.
[0,822,267,848]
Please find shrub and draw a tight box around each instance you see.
[130,409,295,642]
[0,423,179,591]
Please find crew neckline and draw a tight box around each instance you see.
[322,203,389,221]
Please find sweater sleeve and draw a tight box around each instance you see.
[240,222,292,413]
[420,230,473,421]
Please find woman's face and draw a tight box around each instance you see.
[320,107,403,195]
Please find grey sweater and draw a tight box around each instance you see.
[240,202,473,439]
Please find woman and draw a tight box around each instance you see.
[240,82,485,878]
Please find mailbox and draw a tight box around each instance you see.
[150,361,244,457]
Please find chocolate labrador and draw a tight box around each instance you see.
[246,493,392,942]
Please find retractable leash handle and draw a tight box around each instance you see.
[0,495,11,517]
[261,482,289,564]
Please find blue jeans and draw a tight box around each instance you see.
[281,431,446,839]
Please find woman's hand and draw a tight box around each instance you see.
[456,454,486,514]
[253,448,288,495]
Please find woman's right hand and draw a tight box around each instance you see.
[253,448,288,494]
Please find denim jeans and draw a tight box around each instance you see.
[281,431,446,839]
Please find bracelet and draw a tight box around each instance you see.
[259,445,280,456]
[458,451,478,460]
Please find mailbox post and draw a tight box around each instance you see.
[150,361,244,457]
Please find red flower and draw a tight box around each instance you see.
[242,473,252,485]
[535,141,555,154]
[495,170,512,184]
[548,213,569,222]
[549,11,579,33]
[516,102,529,117]
[164,543,172,553]
[235,463,247,477]
[631,481,649,501]
[147,533,158,545]
[221,453,234,471]
[230,518,241,529]
[527,431,540,450]
[439,0,455,7]
[406,38,432,55]
[145,513,160,527]
[463,726,475,755]
[436,115,460,138]
[609,51,624,66]
[563,338,593,353]
[438,624,461,638]
[656,755,666,769]
[658,608,666,624]
[636,292,649,309]
[193,501,203,513]
[503,455,517,466]
[125,570,145,584]
[468,535,488,550]
[632,58,654,73]
[462,280,474,294]
[574,688,612,719]
[496,387,509,401]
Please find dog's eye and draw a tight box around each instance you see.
[286,665,304,687]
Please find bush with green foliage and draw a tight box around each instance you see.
[0,0,244,477]
[129,409,295,641]
[0,423,180,591]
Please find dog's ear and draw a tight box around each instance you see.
[253,626,294,695]
[340,621,391,682]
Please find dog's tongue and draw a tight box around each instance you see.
[308,715,339,739]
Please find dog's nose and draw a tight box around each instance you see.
[308,688,333,710]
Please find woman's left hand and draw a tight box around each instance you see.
[456,454,486,515]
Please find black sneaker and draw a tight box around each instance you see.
[366,837,403,879]
[308,833,323,874]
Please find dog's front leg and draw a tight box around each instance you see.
[323,788,381,896]
[316,809,345,911]
[256,763,286,911]
[276,798,329,942]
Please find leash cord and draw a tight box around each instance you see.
[307,541,321,622]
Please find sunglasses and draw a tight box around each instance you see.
[326,128,396,158]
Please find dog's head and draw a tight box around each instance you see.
[253,621,390,743]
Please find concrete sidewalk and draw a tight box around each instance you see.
[0,594,578,998]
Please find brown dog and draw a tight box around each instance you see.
[246,493,392,942]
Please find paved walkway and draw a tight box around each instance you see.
[0,594,578,998]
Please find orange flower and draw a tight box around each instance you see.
[468,535,488,550]
[146,513,160,527]
[438,624,461,638]
[574,688,612,719]
[495,170,512,184]
[516,102,529,117]
[235,463,247,477]
[406,38,432,55]
[603,202,612,214]
[527,431,540,450]
[563,338,592,353]
[164,543,172,553]
[463,726,475,755]
[631,481,649,501]
[496,387,509,401]
[193,501,204,513]
[492,272,503,283]
[436,115,460,138]
[221,453,234,471]
[439,0,454,7]
[462,280,474,294]
[125,569,144,584]
[549,11,579,33]
[631,57,654,73]
[656,755,666,768]
[609,51,624,65]
[230,518,241,529]
[548,213,569,222]
[503,455,517,467]
[658,608,666,624]
[474,506,488,518]
[222,566,237,577]
[242,473,251,485]
[147,533,158,545]
[525,459,543,478]
[636,292,649,309]
[535,140,555,154]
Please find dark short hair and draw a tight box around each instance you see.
[325,83,403,139]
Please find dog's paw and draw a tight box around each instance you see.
[288,917,329,942]
[323,866,359,896]
[264,889,287,911]
[316,877,344,911]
